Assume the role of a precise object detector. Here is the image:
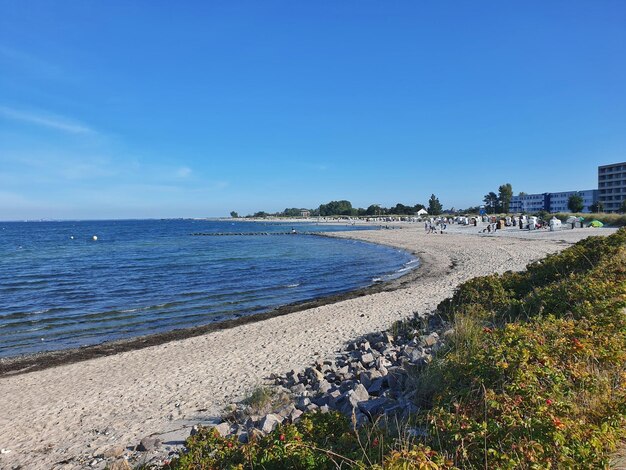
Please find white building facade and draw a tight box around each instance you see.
[509,193,549,213]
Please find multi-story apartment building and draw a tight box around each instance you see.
[598,162,626,212]
[509,190,598,213]
[509,193,548,213]
[548,190,598,213]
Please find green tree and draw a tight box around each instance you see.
[498,183,513,213]
[318,200,353,216]
[483,192,499,214]
[567,193,584,213]
[518,191,528,196]
[391,203,416,215]
[282,208,303,217]
[427,194,443,215]
[620,200,626,214]
[589,201,604,213]
[365,204,380,216]
[229,211,239,218]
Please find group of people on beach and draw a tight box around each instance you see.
[424,218,448,234]
[422,215,554,235]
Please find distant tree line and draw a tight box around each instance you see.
[230,185,619,219]
[231,197,455,218]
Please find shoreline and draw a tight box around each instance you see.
[0,227,613,469]
[0,236,422,377]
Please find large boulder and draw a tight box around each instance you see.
[212,422,232,437]
[259,414,282,434]
[358,397,389,416]
[346,383,369,409]
[317,379,332,394]
[295,396,311,410]
[360,352,375,367]
[367,377,385,396]
[289,408,303,423]
[137,436,161,452]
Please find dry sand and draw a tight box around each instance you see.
[0,226,615,469]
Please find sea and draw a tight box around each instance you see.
[0,219,417,358]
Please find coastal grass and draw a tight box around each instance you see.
[241,387,285,416]
[167,230,626,469]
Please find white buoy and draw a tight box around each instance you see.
[92,235,98,241]
[70,236,74,239]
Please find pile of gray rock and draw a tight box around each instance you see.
[209,315,452,443]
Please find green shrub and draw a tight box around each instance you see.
[170,412,456,469]
[420,229,626,468]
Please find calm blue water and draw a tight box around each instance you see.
[0,220,416,358]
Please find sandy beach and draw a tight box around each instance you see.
[0,225,614,469]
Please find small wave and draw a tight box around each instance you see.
[26,326,46,332]
[372,277,383,283]
[0,307,68,321]
[285,283,300,288]
[32,309,51,315]
[119,307,141,314]
[119,302,181,314]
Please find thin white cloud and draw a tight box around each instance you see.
[176,166,192,177]
[0,45,71,81]
[302,162,329,171]
[0,106,94,134]
[1,152,118,181]
[60,162,117,180]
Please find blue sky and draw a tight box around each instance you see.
[1,1,625,219]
